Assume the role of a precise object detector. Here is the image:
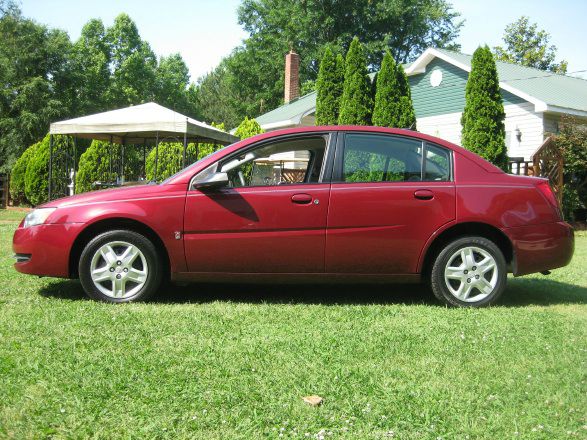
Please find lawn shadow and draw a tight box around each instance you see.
[500,278,587,307]
[38,277,586,307]
[38,279,87,301]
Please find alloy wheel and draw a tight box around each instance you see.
[443,246,498,302]
[89,241,148,299]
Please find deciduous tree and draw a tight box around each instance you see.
[493,16,567,74]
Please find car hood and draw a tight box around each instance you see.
[41,183,169,208]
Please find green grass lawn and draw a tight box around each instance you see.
[0,209,585,439]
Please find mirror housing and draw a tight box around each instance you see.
[191,171,229,190]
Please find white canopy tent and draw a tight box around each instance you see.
[50,102,238,145]
[47,103,239,199]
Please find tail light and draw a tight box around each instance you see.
[536,180,562,219]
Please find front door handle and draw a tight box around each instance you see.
[291,193,313,204]
[414,189,434,200]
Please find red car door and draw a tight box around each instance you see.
[326,132,456,274]
[183,134,333,273]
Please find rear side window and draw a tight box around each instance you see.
[342,134,422,182]
[424,144,451,181]
[340,134,451,183]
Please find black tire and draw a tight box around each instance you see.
[79,230,163,303]
[430,236,507,307]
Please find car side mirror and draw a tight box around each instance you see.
[191,171,229,190]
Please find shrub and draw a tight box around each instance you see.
[25,135,56,206]
[76,141,121,193]
[461,46,507,170]
[145,123,228,181]
[338,37,372,126]
[10,141,40,205]
[235,117,264,140]
[145,142,187,181]
[554,115,587,221]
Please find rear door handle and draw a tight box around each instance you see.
[291,193,313,204]
[414,189,434,200]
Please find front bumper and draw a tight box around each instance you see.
[503,221,574,276]
[12,223,85,278]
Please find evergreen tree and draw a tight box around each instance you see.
[10,140,40,204]
[315,47,343,125]
[396,64,417,129]
[235,117,264,140]
[338,38,372,125]
[461,46,507,170]
[372,51,401,127]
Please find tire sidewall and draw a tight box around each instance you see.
[431,236,507,307]
[79,230,162,303]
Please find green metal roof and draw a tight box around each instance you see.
[255,49,587,128]
[255,91,317,129]
[434,48,587,114]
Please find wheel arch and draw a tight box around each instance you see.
[419,222,515,278]
[68,217,171,279]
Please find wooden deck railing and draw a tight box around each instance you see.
[508,136,564,204]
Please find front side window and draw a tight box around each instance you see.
[341,134,451,183]
[220,137,326,187]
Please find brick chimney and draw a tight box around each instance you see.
[284,50,300,103]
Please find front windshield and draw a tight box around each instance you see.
[161,143,234,184]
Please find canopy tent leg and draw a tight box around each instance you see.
[121,138,126,185]
[142,140,146,180]
[182,127,187,168]
[154,131,159,182]
[48,134,53,200]
[109,135,113,183]
[72,137,77,195]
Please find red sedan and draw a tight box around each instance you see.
[13,126,574,307]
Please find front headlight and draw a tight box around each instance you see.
[23,208,57,228]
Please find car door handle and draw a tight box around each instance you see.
[414,189,434,200]
[291,193,313,204]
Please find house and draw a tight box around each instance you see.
[255,48,587,162]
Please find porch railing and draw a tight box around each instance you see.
[507,136,564,204]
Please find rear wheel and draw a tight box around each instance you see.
[79,230,162,303]
[430,236,507,307]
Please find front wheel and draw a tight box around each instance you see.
[430,236,507,307]
[79,230,162,303]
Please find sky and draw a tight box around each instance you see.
[20,0,587,81]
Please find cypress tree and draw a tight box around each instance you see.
[316,47,344,125]
[461,46,507,170]
[338,37,372,125]
[396,64,417,129]
[372,51,401,127]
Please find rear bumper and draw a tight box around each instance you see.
[503,221,574,276]
[12,223,84,278]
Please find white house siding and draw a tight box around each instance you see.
[416,102,544,160]
[416,111,463,147]
[503,102,544,159]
